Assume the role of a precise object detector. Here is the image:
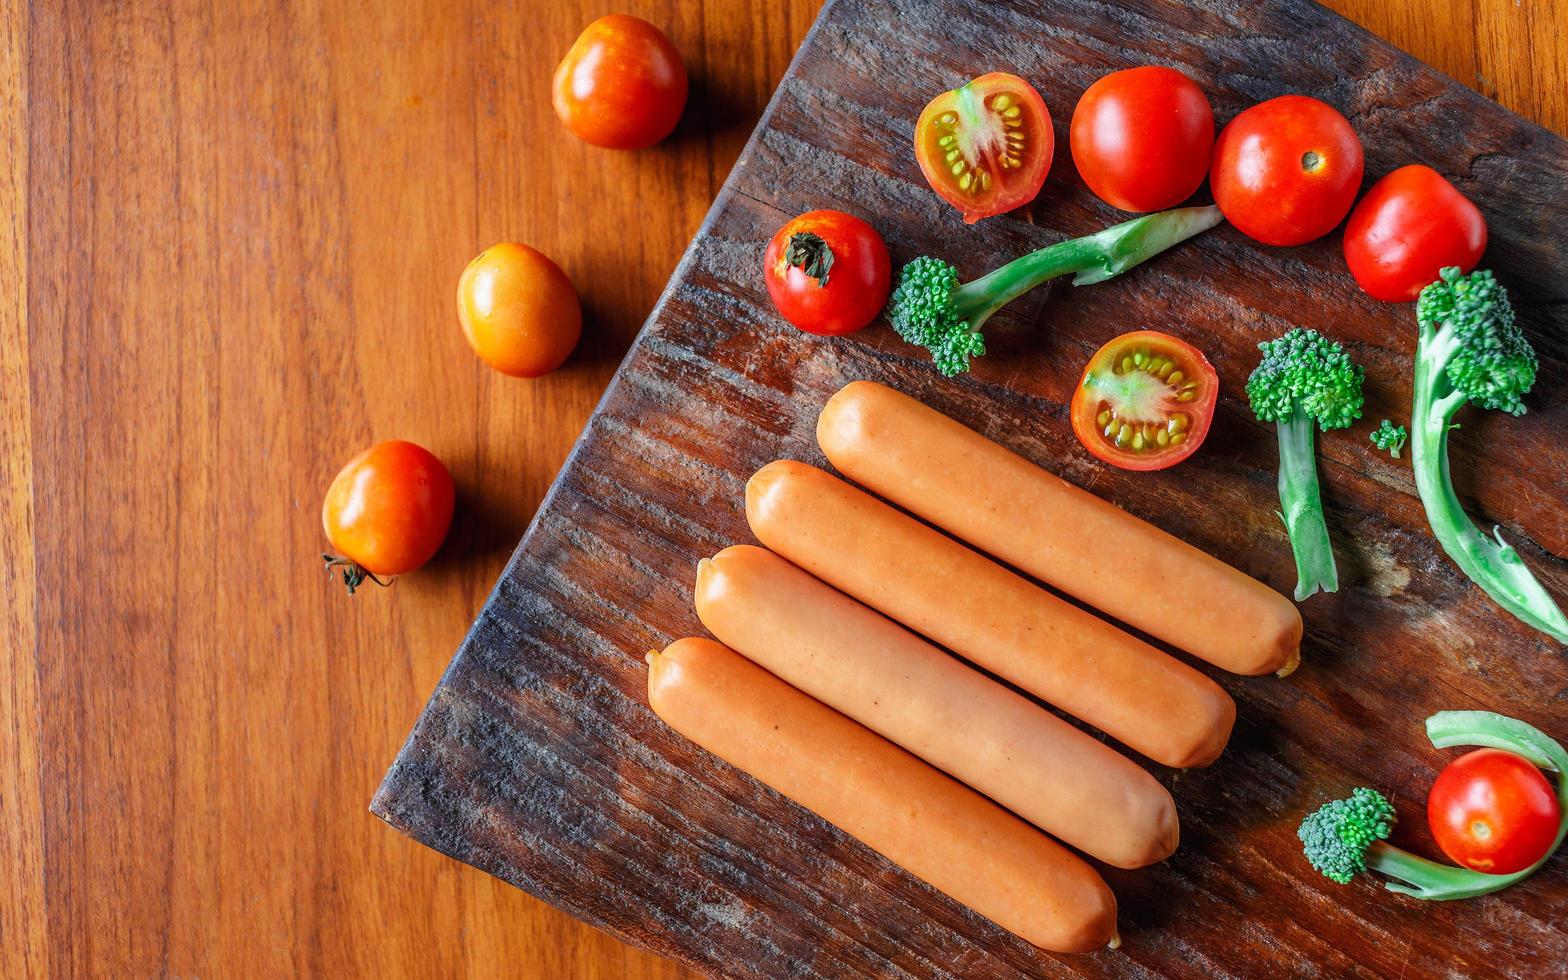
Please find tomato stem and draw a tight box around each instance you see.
[321,553,392,595]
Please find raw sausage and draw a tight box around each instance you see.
[647,638,1120,953]
[817,380,1303,676]
[694,545,1179,869]
[746,459,1236,769]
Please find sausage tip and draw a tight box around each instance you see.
[1275,646,1302,678]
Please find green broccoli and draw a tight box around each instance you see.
[1369,419,1408,458]
[1411,268,1567,642]
[1300,711,1568,900]
[1245,328,1365,601]
[886,206,1224,376]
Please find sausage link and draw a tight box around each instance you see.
[695,545,1179,869]
[817,380,1303,676]
[648,638,1120,953]
[747,459,1236,768]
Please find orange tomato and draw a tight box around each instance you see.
[552,14,688,150]
[456,243,581,378]
[321,441,455,592]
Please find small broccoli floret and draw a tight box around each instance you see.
[1410,268,1567,642]
[883,206,1224,376]
[1370,419,1408,458]
[1245,328,1365,601]
[1299,787,1394,884]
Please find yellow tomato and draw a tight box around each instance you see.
[456,243,582,378]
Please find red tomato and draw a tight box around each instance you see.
[1428,748,1561,874]
[914,73,1053,224]
[763,210,891,336]
[1343,165,1487,302]
[1210,95,1364,246]
[321,441,456,592]
[552,15,688,150]
[1069,330,1219,471]
[1070,66,1215,213]
[457,243,582,378]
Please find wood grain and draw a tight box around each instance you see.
[3,0,1564,978]
[373,0,1568,976]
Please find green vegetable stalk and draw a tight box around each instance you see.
[886,206,1224,376]
[1299,710,1568,900]
[1410,268,1568,642]
[1245,328,1365,601]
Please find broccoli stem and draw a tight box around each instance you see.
[1275,408,1338,600]
[952,205,1224,332]
[1411,338,1568,642]
[1373,711,1568,900]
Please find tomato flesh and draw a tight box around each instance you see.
[1427,748,1561,875]
[914,73,1053,224]
[1070,330,1218,471]
[1343,164,1487,302]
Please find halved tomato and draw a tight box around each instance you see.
[1069,330,1219,471]
[914,72,1053,224]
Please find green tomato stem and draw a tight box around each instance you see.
[1275,409,1338,601]
[952,205,1225,332]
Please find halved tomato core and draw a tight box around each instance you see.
[1069,330,1218,471]
[914,73,1053,223]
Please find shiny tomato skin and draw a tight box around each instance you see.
[1428,748,1561,875]
[1210,95,1364,246]
[1343,165,1487,302]
[914,73,1053,224]
[1070,330,1219,471]
[1070,66,1215,213]
[457,242,582,378]
[322,441,456,578]
[552,14,687,150]
[763,210,891,336]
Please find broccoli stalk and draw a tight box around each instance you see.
[886,205,1224,376]
[1411,268,1568,642]
[1300,711,1568,900]
[1245,328,1365,601]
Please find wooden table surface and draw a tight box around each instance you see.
[3,1,1563,977]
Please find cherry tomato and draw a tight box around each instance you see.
[457,242,581,378]
[1343,165,1487,302]
[1428,748,1561,874]
[321,441,456,592]
[914,72,1053,224]
[552,14,687,150]
[1210,95,1364,246]
[762,210,891,336]
[1070,66,1214,213]
[1069,330,1219,471]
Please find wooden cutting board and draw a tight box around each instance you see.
[371,0,1568,974]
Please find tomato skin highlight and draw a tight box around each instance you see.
[1210,95,1364,246]
[1427,748,1561,875]
[1070,66,1214,213]
[914,73,1053,224]
[1069,330,1219,471]
[457,243,582,378]
[322,441,456,579]
[1343,165,1487,302]
[552,14,688,150]
[763,210,891,336]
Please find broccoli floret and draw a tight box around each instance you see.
[1245,328,1365,601]
[1410,268,1567,642]
[1369,419,1408,458]
[885,206,1224,376]
[1300,711,1568,901]
[1299,787,1394,884]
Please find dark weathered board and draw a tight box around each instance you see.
[371,0,1568,974]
